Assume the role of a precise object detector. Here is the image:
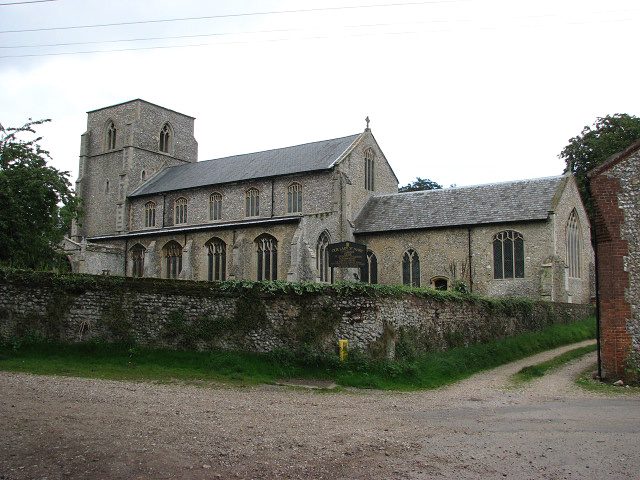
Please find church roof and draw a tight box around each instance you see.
[354,176,566,234]
[129,133,361,197]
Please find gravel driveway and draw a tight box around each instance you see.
[1,340,638,480]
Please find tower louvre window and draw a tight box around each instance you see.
[159,123,171,153]
[106,121,116,150]
[364,148,375,191]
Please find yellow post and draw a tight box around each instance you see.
[339,339,349,362]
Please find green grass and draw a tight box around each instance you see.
[0,317,596,391]
[511,344,597,383]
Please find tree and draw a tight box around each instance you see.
[0,119,81,270]
[399,177,443,192]
[560,113,640,216]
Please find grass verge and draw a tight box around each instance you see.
[576,366,640,394]
[0,317,596,391]
[511,344,596,384]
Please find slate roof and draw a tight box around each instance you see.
[130,133,361,197]
[354,176,566,233]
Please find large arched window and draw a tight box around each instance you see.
[163,241,182,279]
[256,234,277,281]
[316,232,331,283]
[402,249,420,287]
[174,197,187,225]
[206,237,226,281]
[288,182,303,213]
[106,121,117,150]
[209,192,222,220]
[364,148,375,191]
[246,188,260,217]
[159,123,171,153]
[144,201,156,228]
[566,209,581,278]
[131,244,146,278]
[361,250,378,284]
[493,230,524,279]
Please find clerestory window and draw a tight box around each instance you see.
[174,197,187,225]
[144,201,156,228]
[209,192,222,221]
[287,182,303,213]
[246,188,260,217]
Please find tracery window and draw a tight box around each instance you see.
[246,188,260,217]
[256,234,277,281]
[364,148,375,191]
[206,237,226,281]
[493,230,524,279]
[106,121,116,150]
[131,244,145,278]
[174,197,187,225]
[159,123,171,153]
[209,192,222,220]
[144,201,156,227]
[566,209,581,278]
[402,248,420,287]
[163,241,182,279]
[361,250,378,284]
[287,182,303,213]
[316,232,331,283]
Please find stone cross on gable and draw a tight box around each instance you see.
[365,116,370,131]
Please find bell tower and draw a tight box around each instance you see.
[73,99,198,240]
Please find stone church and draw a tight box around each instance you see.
[65,99,594,304]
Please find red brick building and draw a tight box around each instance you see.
[589,141,640,382]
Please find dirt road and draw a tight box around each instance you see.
[1,340,638,480]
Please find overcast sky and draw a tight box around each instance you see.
[1,0,639,189]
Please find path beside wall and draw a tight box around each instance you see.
[0,270,592,358]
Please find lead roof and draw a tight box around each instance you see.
[129,133,361,197]
[354,176,565,233]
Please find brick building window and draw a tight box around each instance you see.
[256,234,277,281]
[402,248,420,287]
[287,182,303,213]
[106,121,116,150]
[209,192,222,220]
[246,188,260,217]
[317,232,331,283]
[159,123,171,153]
[206,237,226,281]
[361,250,378,284]
[566,209,581,278]
[364,148,374,191]
[493,230,524,279]
[131,244,145,277]
[163,241,182,279]
[174,197,188,225]
[144,201,156,227]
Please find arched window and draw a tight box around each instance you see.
[105,179,110,194]
[493,230,524,279]
[246,188,260,217]
[256,234,277,281]
[566,209,581,278]
[364,148,375,191]
[159,123,171,153]
[288,182,303,213]
[141,170,147,181]
[131,244,146,278]
[317,232,331,283]
[174,197,187,225]
[163,241,182,279]
[361,250,378,284]
[144,201,156,228]
[402,249,420,287]
[209,192,222,220]
[431,277,448,291]
[106,121,116,150]
[206,237,226,281]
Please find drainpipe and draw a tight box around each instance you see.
[162,194,166,228]
[467,227,473,293]
[124,239,128,277]
[271,179,275,218]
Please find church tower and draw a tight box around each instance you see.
[73,100,198,240]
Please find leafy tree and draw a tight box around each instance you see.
[0,119,81,270]
[560,113,640,216]
[399,177,443,192]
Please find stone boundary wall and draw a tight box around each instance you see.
[0,271,593,358]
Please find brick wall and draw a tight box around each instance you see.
[0,271,593,358]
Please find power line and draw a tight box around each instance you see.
[0,0,469,34]
[0,0,57,5]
